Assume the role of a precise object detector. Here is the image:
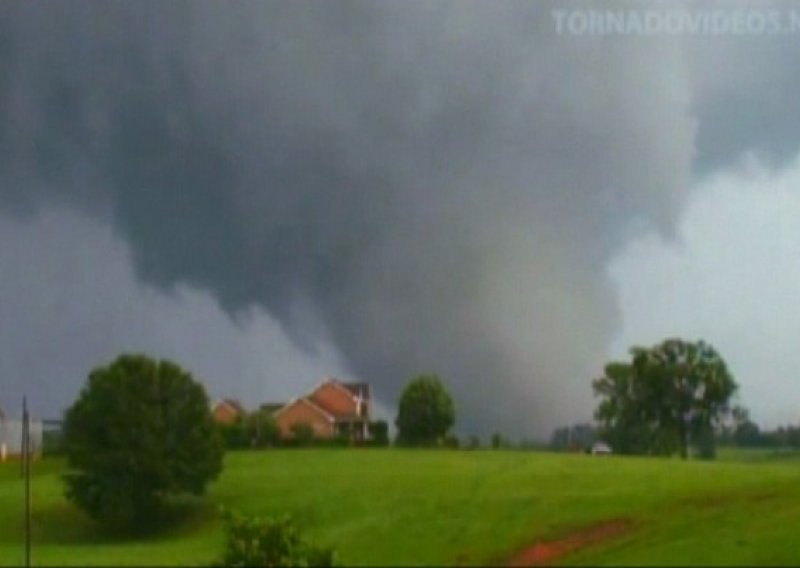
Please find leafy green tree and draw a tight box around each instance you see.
[245,408,281,448]
[734,419,762,447]
[550,424,596,452]
[395,374,455,446]
[593,339,738,459]
[491,432,503,449]
[787,425,800,448]
[62,354,224,530]
[443,433,460,449]
[220,416,249,449]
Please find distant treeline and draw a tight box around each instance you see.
[550,420,800,454]
[549,423,596,452]
[718,421,800,449]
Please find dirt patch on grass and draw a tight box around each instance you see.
[684,494,736,509]
[749,492,778,503]
[507,518,633,566]
[682,491,778,510]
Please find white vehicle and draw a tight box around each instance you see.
[591,441,613,455]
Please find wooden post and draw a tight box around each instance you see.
[19,404,25,478]
[23,397,31,568]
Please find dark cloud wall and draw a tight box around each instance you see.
[1,1,793,435]
[0,207,352,421]
[685,1,800,173]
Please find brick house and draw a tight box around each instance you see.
[211,399,246,425]
[272,379,372,442]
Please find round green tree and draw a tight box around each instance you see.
[593,338,738,459]
[395,374,456,445]
[62,354,224,529]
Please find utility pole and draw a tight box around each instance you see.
[19,401,25,478]
[22,396,31,568]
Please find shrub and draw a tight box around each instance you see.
[491,432,505,449]
[246,409,281,448]
[42,428,65,456]
[443,433,460,449]
[220,410,281,450]
[368,420,389,446]
[289,423,316,446]
[220,417,249,449]
[62,354,224,530]
[218,509,336,567]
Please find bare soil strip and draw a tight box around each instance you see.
[507,518,633,566]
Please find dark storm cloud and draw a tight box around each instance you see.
[686,5,800,173]
[0,207,352,421]
[5,1,792,435]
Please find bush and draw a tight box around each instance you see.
[246,409,281,448]
[220,410,281,450]
[368,420,389,446]
[62,354,224,531]
[42,428,65,456]
[218,509,336,567]
[289,423,316,446]
[443,433,460,449]
[491,432,503,449]
[220,417,249,449]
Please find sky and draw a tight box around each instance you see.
[610,152,800,429]
[1,1,800,438]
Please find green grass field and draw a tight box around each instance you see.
[1,448,799,566]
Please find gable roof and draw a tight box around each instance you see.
[274,397,335,423]
[311,378,359,400]
[211,398,247,414]
[342,382,371,400]
[259,402,285,415]
[264,378,372,424]
[221,398,245,414]
[310,377,372,401]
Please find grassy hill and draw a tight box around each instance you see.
[1,448,799,566]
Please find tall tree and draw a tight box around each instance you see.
[593,339,738,459]
[395,374,455,446]
[63,354,224,530]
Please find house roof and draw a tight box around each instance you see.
[341,382,371,400]
[216,399,245,414]
[314,378,356,399]
[259,402,285,415]
[312,377,371,401]
[274,397,335,423]
[264,378,372,424]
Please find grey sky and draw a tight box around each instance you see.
[610,151,800,429]
[1,1,799,437]
[0,207,354,419]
